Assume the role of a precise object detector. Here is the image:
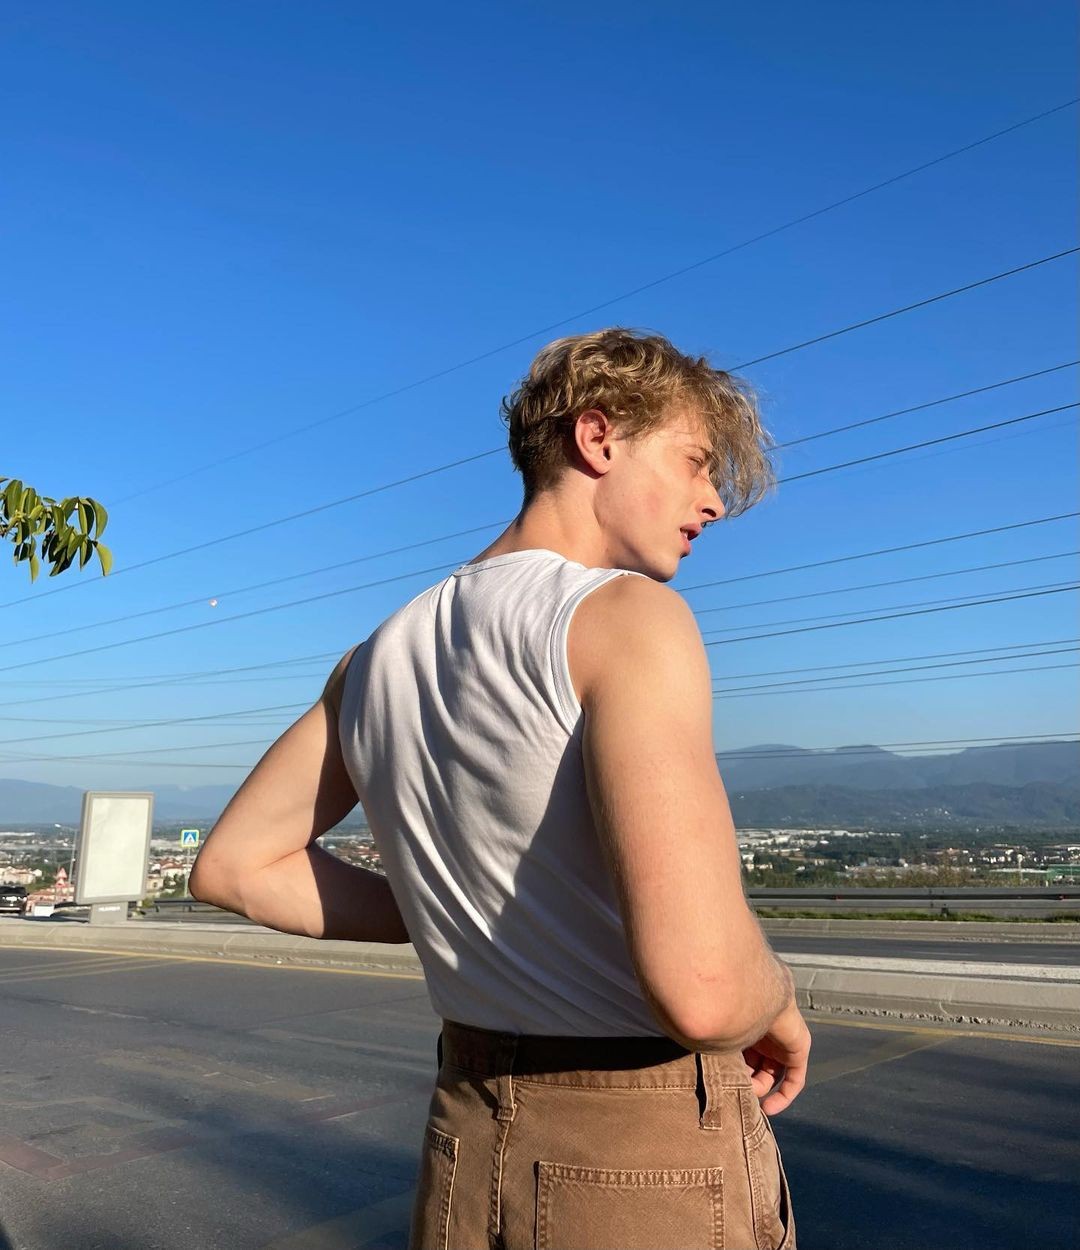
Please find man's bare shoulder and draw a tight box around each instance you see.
[569,575,701,704]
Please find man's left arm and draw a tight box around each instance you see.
[188,648,410,944]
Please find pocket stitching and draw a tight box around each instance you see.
[420,1125,459,1250]
[536,1161,723,1248]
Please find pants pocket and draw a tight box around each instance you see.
[748,1111,795,1250]
[408,1123,459,1250]
[535,1161,723,1250]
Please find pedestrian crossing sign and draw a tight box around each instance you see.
[180,829,200,847]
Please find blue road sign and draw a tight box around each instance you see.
[180,829,200,847]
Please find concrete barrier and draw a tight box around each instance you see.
[2,916,1077,1033]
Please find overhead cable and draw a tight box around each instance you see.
[111,99,1079,505]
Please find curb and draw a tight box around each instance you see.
[2,918,1077,1033]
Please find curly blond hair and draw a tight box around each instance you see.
[500,328,774,515]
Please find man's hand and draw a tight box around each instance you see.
[743,1000,812,1115]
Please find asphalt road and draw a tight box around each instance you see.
[0,946,1076,1250]
[61,907,1080,968]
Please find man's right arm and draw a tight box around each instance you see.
[570,575,798,1055]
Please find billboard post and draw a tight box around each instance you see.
[74,792,154,926]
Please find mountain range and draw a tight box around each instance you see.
[1,740,1075,828]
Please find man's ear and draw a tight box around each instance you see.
[572,408,616,478]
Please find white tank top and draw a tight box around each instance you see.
[338,548,666,1036]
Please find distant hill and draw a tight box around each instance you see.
[716,740,1079,792]
[2,738,1076,827]
[0,779,240,825]
[727,781,1080,831]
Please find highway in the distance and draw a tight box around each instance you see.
[767,934,1080,966]
[127,906,1080,966]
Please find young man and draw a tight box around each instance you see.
[191,328,810,1250]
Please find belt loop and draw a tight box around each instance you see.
[495,1033,518,1124]
[695,1052,724,1131]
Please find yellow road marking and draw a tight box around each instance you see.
[0,953,147,981]
[259,1187,417,1250]
[807,1029,948,1086]
[806,1011,1080,1048]
[2,957,176,984]
[0,942,425,980]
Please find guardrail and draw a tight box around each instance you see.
[137,889,1080,921]
[747,886,1079,917]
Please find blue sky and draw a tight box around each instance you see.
[2,0,1078,792]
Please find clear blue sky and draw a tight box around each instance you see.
[3,0,1078,793]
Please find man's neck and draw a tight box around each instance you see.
[468,494,611,569]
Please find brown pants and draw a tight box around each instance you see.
[408,1018,796,1250]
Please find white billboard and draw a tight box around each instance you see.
[74,791,154,904]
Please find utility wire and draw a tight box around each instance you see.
[19,643,1075,723]
[732,248,1078,370]
[710,637,1080,682]
[701,578,1079,637]
[6,614,1077,747]
[7,244,1076,614]
[695,550,1079,615]
[705,585,1079,646]
[776,402,1077,485]
[7,512,1080,675]
[111,99,1079,506]
[0,703,312,749]
[10,399,1076,654]
[714,659,1077,698]
[773,361,1077,449]
[0,562,463,676]
[678,511,1079,592]
[712,645,1079,692]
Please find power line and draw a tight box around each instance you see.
[773,361,1077,449]
[16,521,503,647]
[714,659,1077,698]
[701,578,1079,637]
[705,584,1079,646]
[732,248,1078,370]
[711,645,1079,692]
[0,703,312,749]
[678,511,1079,592]
[775,402,1077,485]
[695,550,1079,615]
[111,99,1079,506]
[710,637,1080,682]
[10,398,1077,657]
[7,245,1076,615]
[1,653,343,708]
[7,512,1079,675]
[0,562,464,675]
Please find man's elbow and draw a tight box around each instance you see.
[188,854,234,910]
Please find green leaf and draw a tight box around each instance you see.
[91,498,108,536]
[29,551,40,582]
[77,500,91,534]
[79,537,92,569]
[96,541,113,576]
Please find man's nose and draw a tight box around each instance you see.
[701,483,725,522]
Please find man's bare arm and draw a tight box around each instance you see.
[189,649,409,944]
[572,576,799,1052]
